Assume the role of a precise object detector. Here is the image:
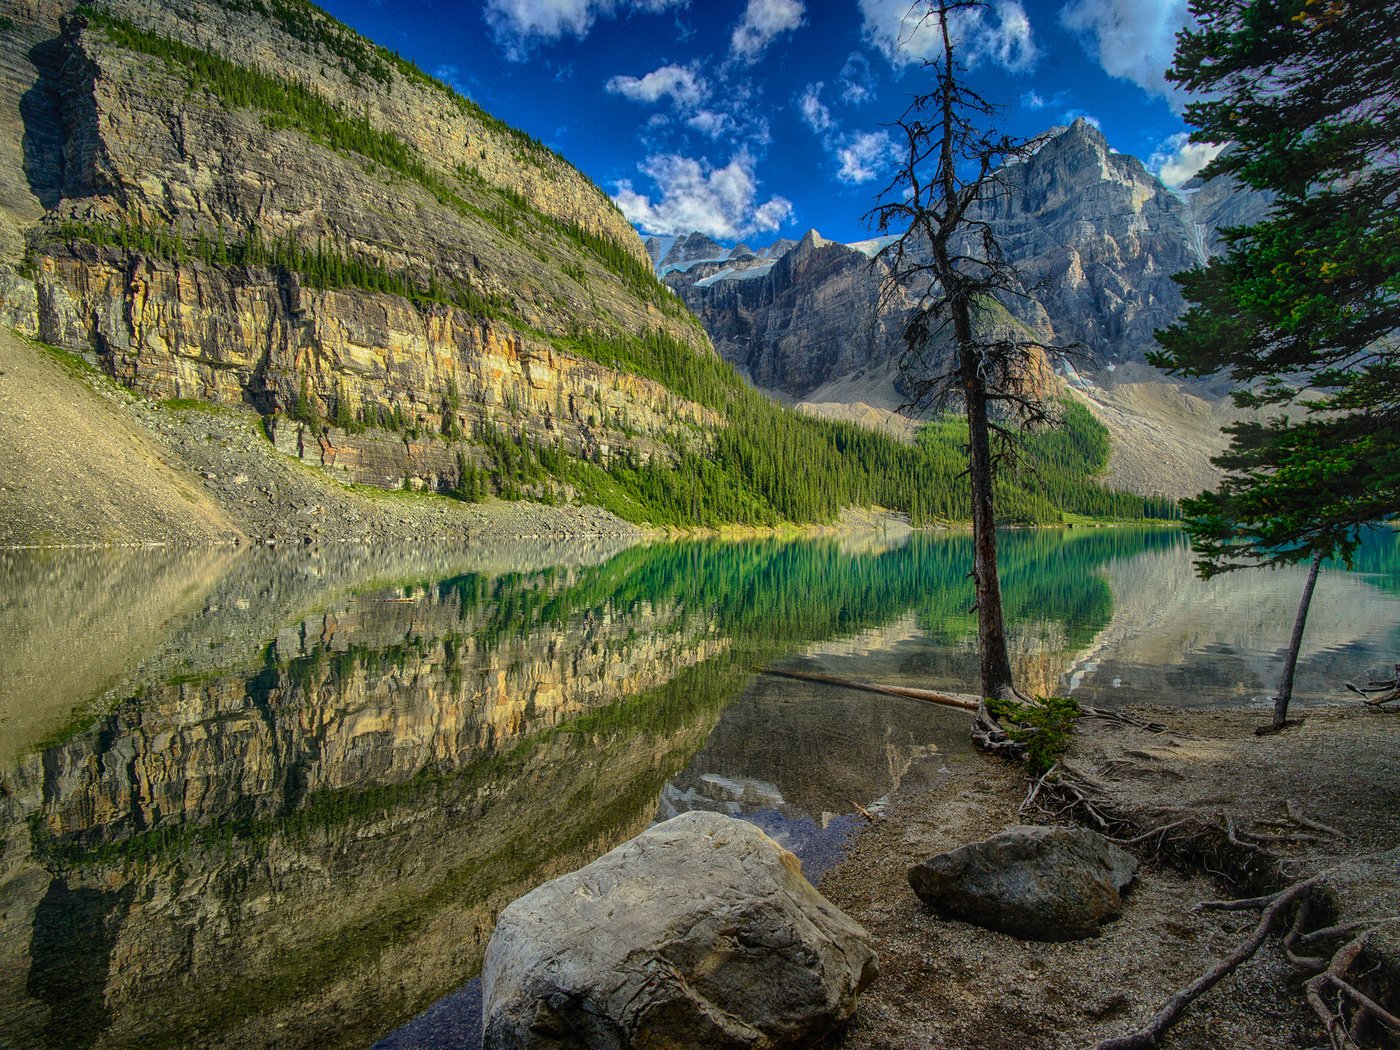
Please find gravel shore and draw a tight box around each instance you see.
[817,704,1399,1049]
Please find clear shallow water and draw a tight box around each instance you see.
[2,527,1397,1048]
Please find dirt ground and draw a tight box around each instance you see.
[818,703,1400,1049]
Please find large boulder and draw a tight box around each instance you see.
[907,824,1137,941]
[481,810,878,1049]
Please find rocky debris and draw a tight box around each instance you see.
[0,325,646,547]
[907,824,1137,941]
[819,706,1400,1050]
[481,810,879,1049]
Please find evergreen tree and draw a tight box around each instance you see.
[1151,0,1400,726]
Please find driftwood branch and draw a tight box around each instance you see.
[1095,879,1320,1050]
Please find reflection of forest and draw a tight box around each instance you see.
[6,526,1387,1048]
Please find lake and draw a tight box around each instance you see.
[2,526,1397,1048]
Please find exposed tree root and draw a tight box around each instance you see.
[1023,764,1281,892]
[1307,933,1400,1050]
[971,699,1028,759]
[1345,664,1400,708]
[1095,879,1319,1050]
[1001,700,1399,1049]
[1097,876,1400,1050]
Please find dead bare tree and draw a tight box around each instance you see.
[870,0,1074,715]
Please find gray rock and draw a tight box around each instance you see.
[907,824,1137,941]
[481,811,878,1049]
[667,120,1271,402]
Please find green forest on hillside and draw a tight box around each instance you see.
[45,9,1178,529]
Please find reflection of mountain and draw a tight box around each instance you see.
[5,530,1143,1049]
[2,540,753,1048]
[0,547,235,763]
[12,527,1389,1048]
[0,538,640,761]
[3,662,741,1050]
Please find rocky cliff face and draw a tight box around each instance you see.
[665,229,914,399]
[665,120,1267,407]
[0,0,712,497]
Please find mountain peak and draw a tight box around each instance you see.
[1049,117,1109,154]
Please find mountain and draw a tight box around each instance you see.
[1,0,725,539]
[0,3,1174,541]
[659,120,1272,497]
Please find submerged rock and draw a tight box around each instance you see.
[481,810,878,1049]
[908,824,1137,941]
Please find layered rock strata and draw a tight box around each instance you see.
[0,2,713,496]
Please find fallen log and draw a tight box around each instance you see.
[760,668,981,711]
[760,669,1166,733]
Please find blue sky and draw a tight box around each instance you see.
[317,0,1219,245]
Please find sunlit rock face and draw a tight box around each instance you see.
[0,2,713,493]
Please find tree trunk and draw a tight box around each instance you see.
[1272,550,1323,727]
[962,351,1015,700]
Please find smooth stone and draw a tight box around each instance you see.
[482,810,879,1049]
[908,824,1138,941]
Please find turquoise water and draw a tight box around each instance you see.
[1,526,1397,1048]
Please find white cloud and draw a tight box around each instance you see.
[839,52,876,104]
[731,0,806,63]
[613,150,794,238]
[1059,0,1192,110]
[485,0,684,58]
[799,82,834,133]
[1021,89,1045,109]
[1062,107,1102,130]
[860,0,1037,72]
[1149,131,1226,187]
[687,109,734,138]
[836,129,896,184]
[605,64,708,108]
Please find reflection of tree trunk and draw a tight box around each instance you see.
[1272,550,1323,728]
[964,357,1015,700]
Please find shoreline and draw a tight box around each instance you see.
[3,320,1172,551]
[816,701,1399,1049]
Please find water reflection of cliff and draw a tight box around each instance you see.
[2,540,734,1050]
[6,530,1135,1050]
[11,526,1378,1049]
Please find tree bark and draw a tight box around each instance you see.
[963,346,1015,700]
[1273,550,1323,728]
